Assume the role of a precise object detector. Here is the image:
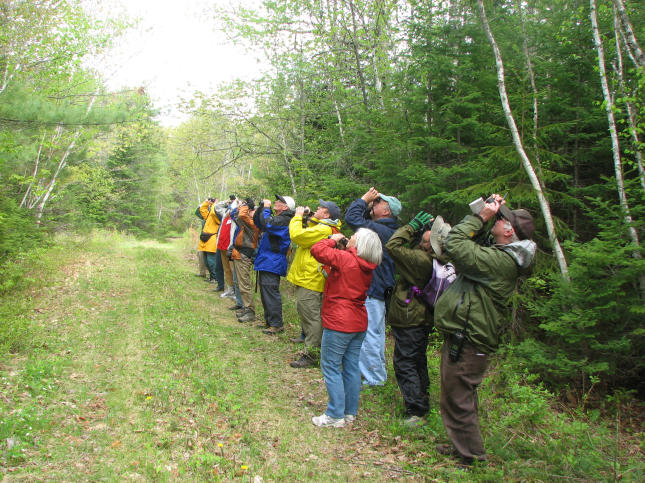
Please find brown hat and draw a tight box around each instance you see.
[499,206,534,240]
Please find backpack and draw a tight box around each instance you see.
[412,259,457,307]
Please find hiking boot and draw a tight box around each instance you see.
[404,415,425,427]
[290,354,316,368]
[237,309,256,323]
[262,326,284,335]
[289,335,305,343]
[228,304,244,311]
[312,414,344,428]
[436,444,459,457]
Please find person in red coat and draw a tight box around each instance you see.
[309,228,383,428]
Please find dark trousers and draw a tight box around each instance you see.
[392,325,431,417]
[206,250,224,288]
[440,337,489,463]
[258,271,282,328]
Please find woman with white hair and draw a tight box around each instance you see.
[309,228,383,427]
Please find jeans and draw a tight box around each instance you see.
[321,328,366,419]
[359,297,387,385]
[205,252,223,288]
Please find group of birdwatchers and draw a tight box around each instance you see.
[194,187,537,467]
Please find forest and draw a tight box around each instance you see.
[1,0,644,473]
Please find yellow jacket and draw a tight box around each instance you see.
[197,201,221,253]
[286,215,341,292]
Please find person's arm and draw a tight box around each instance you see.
[289,214,328,248]
[310,237,349,269]
[344,198,370,230]
[198,200,210,220]
[386,225,434,285]
[444,215,506,280]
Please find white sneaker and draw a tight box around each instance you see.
[344,414,356,424]
[312,414,345,428]
[220,289,232,298]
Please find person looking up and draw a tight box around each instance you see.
[345,187,401,387]
[286,200,342,368]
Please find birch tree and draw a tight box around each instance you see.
[477,0,570,280]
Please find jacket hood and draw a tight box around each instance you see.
[311,216,342,229]
[352,248,378,272]
[375,216,399,230]
[500,239,536,269]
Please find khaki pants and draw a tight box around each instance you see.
[439,338,489,463]
[197,250,208,277]
[296,286,323,350]
[233,254,254,311]
[220,251,234,287]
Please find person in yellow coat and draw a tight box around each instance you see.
[287,200,342,368]
[197,197,224,288]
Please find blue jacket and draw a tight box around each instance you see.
[345,198,398,300]
[253,207,294,276]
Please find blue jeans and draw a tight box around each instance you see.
[321,328,366,419]
[359,297,387,385]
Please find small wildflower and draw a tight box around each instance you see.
[241,465,248,470]
[146,396,152,400]
[218,443,223,448]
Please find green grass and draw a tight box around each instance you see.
[1,230,643,481]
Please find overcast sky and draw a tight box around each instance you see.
[87,0,265,125]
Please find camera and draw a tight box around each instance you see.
[448,331,466,362]
[207,197,216,202]
[338,237,349,249]
[469,196,494,214]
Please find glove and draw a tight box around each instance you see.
[408,211,433,231]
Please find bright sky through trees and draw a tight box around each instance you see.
[85,0,264,125]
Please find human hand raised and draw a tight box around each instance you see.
[361,187,380,204]
[409,211,433,231]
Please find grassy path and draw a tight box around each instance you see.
[2,233,643,482]
[1,235,433,481]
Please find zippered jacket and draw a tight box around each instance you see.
[434,215,536,353]
[311,238,377,333]
[385,225,434,328]
[231,204,260,260]
[253,207,295,276]
[197,200,222,253]
[286,215,341,292]
[344,198,398,300]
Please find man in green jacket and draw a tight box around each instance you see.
[385,211,435,427]
[434,194,536,466]
[286,200,342,368]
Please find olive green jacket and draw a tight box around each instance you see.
[385,225,435,328]
[434,215,536,353]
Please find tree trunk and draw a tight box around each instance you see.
[612,0,645,68]
[590,0,644,293]
[477,0,570,280]
[613,4,645,193]
[35,89,99,225]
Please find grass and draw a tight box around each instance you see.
[1,230,643,481]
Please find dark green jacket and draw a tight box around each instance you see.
[434,215,536,353]
[385,225,435,328]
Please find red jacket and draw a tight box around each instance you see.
[217,214,233,251]
[310,238,378,333]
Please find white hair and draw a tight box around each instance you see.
[354,228,383,265]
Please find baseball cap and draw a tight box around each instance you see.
[377,194,402,217]
[275,194,296,211]
[318,199,340,220]
[499,206,535,240]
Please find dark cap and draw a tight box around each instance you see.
[275,194,295,210]
[318,199,340,220]
[244,197,255,211]
[499,206,535,240]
